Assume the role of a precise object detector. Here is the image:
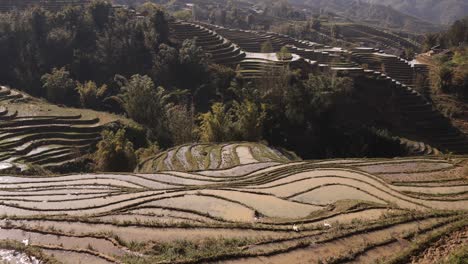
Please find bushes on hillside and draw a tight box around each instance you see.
[198,103,234,142]
[198,100,266,142]
[167,105,198,145]
[277,46,292,60]
[76,81,108,109]
[41,67,77,105]
[430,47,468,99]
[94,129,136,172]
[122,74,173,145]
[261,40,274,53]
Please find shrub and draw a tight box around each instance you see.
[198,103,233,142]
[94,129,136,172]
[277,46,292,60]
[76,81,108,109]
[167,104,197,145]
[136,143,161,161]
[231,100,267,141]
[41,67,77,105]
[197,100,266,143]
[444,245,468,264]
[122,74,172,145]
[261,40,273,53]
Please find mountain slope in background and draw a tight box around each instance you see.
[363,0,468,25]
[290,0,443,32]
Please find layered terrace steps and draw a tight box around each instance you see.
[0,86,105,171]
[359,71,468,154]
[170,22,246,65]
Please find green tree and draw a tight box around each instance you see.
[94,129,136,172]
[231,100,267,141]
[89,0,112,30]
[261,40,274,53]
[422,33,439,52]
[41,67,77,105]
[277,46,292,60]
[76,81,108,109]
[122,74,172,145]
[167,104,197,145]
[198,103,234,142]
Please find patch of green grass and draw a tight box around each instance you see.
[443,245,468,264]
[119,237,254,263]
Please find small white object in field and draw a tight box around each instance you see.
[292,224,300,232]
[324,222,332,228]
[22,239,29,246]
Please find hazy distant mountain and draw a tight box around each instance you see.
[363,0,468,25]
[290,0,443,32]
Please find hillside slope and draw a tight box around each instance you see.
[290,0,442,33]
[363,0,468,25]
[0,86,135,172]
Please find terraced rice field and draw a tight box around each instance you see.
[137,142,300,172]
[168,21,468,155]
[0,86,135,172]
[0,157,466,263]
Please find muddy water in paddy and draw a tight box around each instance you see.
[357,161,453,174]
[378,166,466,182]
[0,193,122,202]
[236,146,258,164]
[225,217,447,264]
[0,229,125,256]
[200,190,322,219]
[247,162,306,176]
[198,162,279,177]
[291,185,386,205]
[125,208,220,223]
[0,189,116,196]
[0,179,142,189]
[11,220,293,243]
[95,208,221,224]
[145,194,255,222]
[302,209,402,227]
[95,214,207,224]
[247,170,468,210]
[1,190,165,211]
[393,184,468,195]
[43,249,112,264]
[0,174,179,189]
[134,173,213,185]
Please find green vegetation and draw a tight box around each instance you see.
[121,237,254,263]
[198,100,266,142]
[430,47,468,99]
[121,74,174,145]
[76,81,108,109]
[261,40,274,53]
[94,129,137,172]
[443,245,468,264]
[277,46,293,60]
[41,67,77,105]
